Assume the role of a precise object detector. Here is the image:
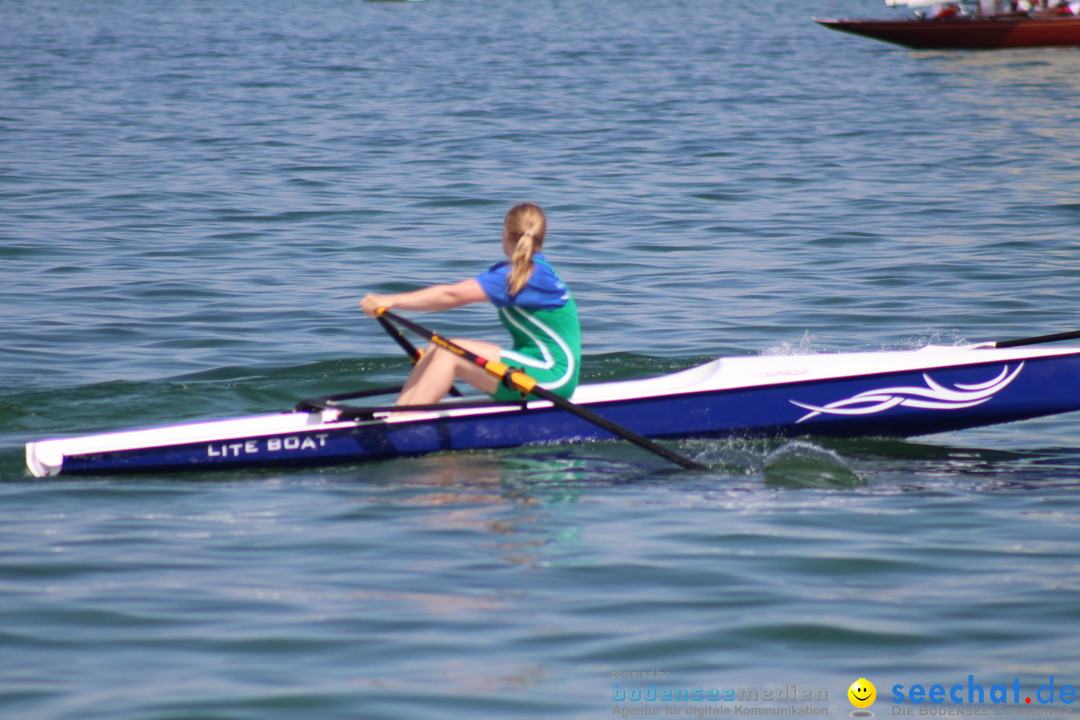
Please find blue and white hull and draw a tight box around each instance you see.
[26,344,1080,477]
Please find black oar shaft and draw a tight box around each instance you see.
[995,329,1080,349]
[377,315,462,397]
[377,309,707,471]
[378,316,423,363]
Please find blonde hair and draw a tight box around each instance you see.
[504,203,546,297]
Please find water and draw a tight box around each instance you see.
[3,0,1080,717]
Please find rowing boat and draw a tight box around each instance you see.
[25,341,1080,477]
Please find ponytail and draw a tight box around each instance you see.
[507,231,536,296]
[504,203,546,297]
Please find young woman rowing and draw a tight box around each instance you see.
[359,203,581,406]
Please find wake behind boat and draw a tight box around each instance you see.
[25,338,1080,477]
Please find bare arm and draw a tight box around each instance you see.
[359,278,488,317]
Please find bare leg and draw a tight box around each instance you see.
[396,339,501,406]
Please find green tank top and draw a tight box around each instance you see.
[493,293,581,401]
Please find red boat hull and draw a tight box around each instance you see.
[815,15,1080,50]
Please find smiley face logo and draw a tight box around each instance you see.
[848,678,876,709]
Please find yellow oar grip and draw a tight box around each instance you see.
[485,361,538,394]
[510,371,538,393]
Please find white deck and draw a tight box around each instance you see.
[567,344,1073,403]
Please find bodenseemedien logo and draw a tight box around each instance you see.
[608,675,830,717]
[848,677,876,717]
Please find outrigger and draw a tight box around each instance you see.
[24,318,1080,477]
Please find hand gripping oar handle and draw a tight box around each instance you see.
[376,308,707,471]
[377,315,463,397]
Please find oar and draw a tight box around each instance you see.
[376,308,708,471]
[994,329,1080,349]
[377,315,463,397]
